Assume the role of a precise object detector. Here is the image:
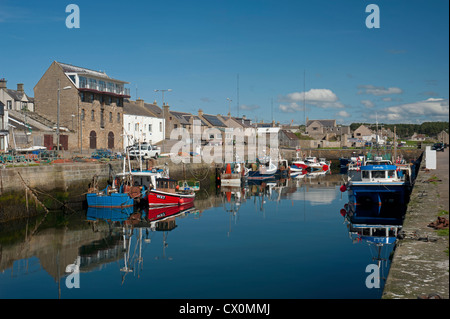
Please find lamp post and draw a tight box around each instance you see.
[154,89,172,153]
[57,80,72,152]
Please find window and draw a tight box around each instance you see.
[79,77,87,88]
[91,110,95,121]
[128,123,131,131]
[160,122,162,132]
[80,92,86,102]
[135,123,139,132]
[99,81,106,92]
[174,124,178,129]
[81,109,85,121]
[362,171,370,179]
[79,76,87,88]
[7,100,12,110]
[117,113,120,123]
[89,94,94,103]
[21,102,28,111]
[109,112,112,123]
[149,124,152,132]
[388,170,396,178]
[88,78,97,90]
[372,171,386,179]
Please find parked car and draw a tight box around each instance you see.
[128,143,160,159]
[432,143,444,152]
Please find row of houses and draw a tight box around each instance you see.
[1,61,448,154]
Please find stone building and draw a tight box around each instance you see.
[0,79,35,112]
[34,61,130,151]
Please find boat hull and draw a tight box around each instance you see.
[86,192,134,208]
[147,189,195,206]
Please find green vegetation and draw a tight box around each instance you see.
[294,132,315,140]
[349,121,449,138]
[438,210,449,216]
[436,229,449,237]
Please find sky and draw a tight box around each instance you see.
[0,0,448,126]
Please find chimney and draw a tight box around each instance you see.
[17,83,24,93]
[0,78,6,89]
[198,109,203,116]
[242,115,246,119]
[137,98,144,107]
[153,100,158,105]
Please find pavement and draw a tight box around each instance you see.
[383,147,449,299]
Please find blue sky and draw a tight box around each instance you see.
[1,0,448,125]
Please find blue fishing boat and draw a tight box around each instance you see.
[343,157,414,216]
[86,152,169,208]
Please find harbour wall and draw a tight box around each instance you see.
[382,149,449,299]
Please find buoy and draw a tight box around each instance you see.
[340,184,347,192]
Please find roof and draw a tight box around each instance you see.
[145,103,163,118]
[123,100,160,117]
[170,111,192,125]
[201,114,226,127]
[280,129,299,140]
[231,117,253,128]
[3,89,33,102]
[187,115,208,126]
[306,119,336,128]
[56,61,129,84]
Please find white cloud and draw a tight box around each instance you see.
[279,88,344,112]
[336,110,351,118]
[358,85,403,96]
[360,100,375,108]
[240,104,260,111]
[369,98,449,122]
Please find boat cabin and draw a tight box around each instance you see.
[155,178,179,193]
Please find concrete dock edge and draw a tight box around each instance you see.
[383,149,449,299]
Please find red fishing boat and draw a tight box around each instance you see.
[147,178,195,206]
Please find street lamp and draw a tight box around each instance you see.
[154,89,172,153]
[57,80,72,152]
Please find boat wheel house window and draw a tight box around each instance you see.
[372,171,386,179]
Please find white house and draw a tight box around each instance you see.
[0,101,8,151]
[123,98,164,148]
[0,79,35,112]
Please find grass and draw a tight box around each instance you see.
[436,229,449,237]
[438,210,449,216]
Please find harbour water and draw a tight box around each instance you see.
[0,173,396,299]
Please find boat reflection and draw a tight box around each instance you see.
[78,204,197,283]
[340,202,401,293]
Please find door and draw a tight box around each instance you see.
[44,134,53,150]
[60,135,69,150]
[108,131,114,149]
[89,131,97,149]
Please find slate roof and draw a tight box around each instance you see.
[56,61,129,83]
[170,111,192,125]
[4,89,32,102]
[306,119,336,128]
[280,129,299,140]
[202,114,226,127]
[123,100,159,117]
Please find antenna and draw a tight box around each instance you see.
[271,98,273,122]
[237,74,240,117]
[303,70,306,131]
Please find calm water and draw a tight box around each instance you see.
[0,174,395,299]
